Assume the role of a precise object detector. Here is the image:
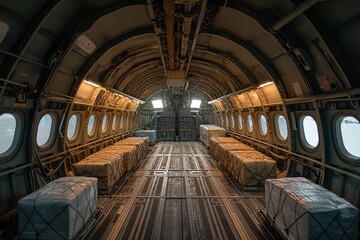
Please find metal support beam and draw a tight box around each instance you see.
[146,0,168,75]
[184,0,207,77]
[0,77,28,88]
[207,86,255,104]
[163,0,176,70]
[271,0,325,32]
[0,49,52,70]
[201,28,287,99]
[1,0,63,80]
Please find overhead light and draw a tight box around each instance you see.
[76,35,96,54]
[259,81,273,88]
[83,80,101,88]
[111,88,145,104]
[190,99,201,108]
[152,99,164,109]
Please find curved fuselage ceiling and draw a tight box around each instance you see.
[0,0,360,231]
[1,0,358,105]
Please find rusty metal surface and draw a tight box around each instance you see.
[87,142,281,240]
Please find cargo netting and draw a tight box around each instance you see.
[18,177,98,240]
[230,152,277,187]
[265,177,359,240]
[117,137,149,162]
[73,150,124,192]
[200,125,226,147]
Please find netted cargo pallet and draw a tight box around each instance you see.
[209,137,239,159]
[135,130,156,144]
[217,142,256,168]
[107,145,136,171]
[73,149,124,192]
[230,151,277,187]
[117,137,149,162]
[265,177,359,240]
[18,177,98,240]
[199,125,226,147]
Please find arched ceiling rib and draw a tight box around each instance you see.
[200,28,286,97]
[1,0,358,109]
[77,26,155,81]
[195,45,258,85]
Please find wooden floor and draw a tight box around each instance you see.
[86,142,282,240]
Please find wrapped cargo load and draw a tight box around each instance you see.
[217,142,255,167]
[135,130,156,144]
[108,145,136,171]
[73,150,124,192]
[230,151,276,187]
[200,125,226,147]
[117,137,149,161]
[209,137,239,159]
[265,177,359,240]
[18,177,98,240]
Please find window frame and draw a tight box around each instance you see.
[101,113,109,134]
[274,114,289,141]
[87,113,97,137]
[334,114,360,163]
[246,113,253,133]
[224,113,229,129]
[126,113,132,130]
[111,113,118,131]
[0,112,23,160]
[258,113,268,136]
[66,113,81,142]
[237,113,243,131]
[230,113,235,130]
[299,114,320,151]
[36,113,57,149]
[119,112,126,130]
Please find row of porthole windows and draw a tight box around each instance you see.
[34,112,134,148]
[217,112,360,159]
[1,111,359,161]
[220,113,287,140]
[67,113,131,141]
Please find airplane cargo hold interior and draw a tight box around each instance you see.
[0,0,359,239]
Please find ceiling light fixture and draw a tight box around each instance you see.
[83,80,101,88]
[259,81,273,88]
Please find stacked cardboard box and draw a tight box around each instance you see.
[265,177,359,240]
[199,125,226,147]
[18,177,98,239]
[73,150,124,192]
[209,137,239,159]
[217,142,255,168]
[107,145,136,171]
[135,130,156,144]
[230,151,276,187]
[117,137,149,162]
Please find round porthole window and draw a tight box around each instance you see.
[247,114,253,133]
[275,115,288,140]
[67,114,79,140]
[102,114,108,133]
[0,113,17,154]
[337,116,360,159]
[36,114,54,147]
[300,115,319,149]
[87,114,96,136]
[238,114,243,130]
[259,114,267,136]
